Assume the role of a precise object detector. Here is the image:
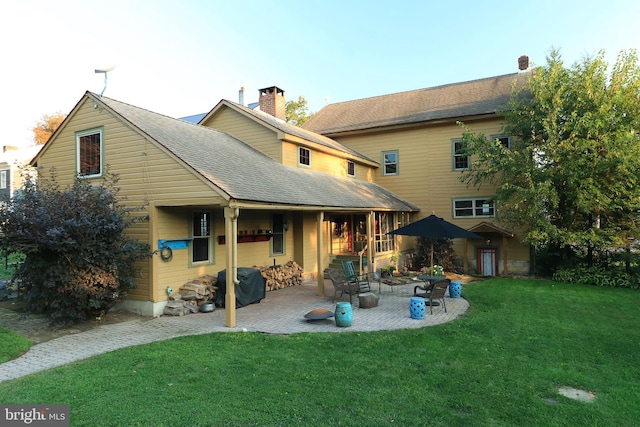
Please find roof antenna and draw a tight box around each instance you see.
[94,66,115,97]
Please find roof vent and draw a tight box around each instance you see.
[518,55,529,71]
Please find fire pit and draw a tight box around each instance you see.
[303,308,334,322]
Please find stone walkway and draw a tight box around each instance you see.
[0,279,469,383]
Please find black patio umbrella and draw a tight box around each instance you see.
[388,214,482,274]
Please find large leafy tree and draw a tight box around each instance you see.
[459,49,640,265]
[285,96,314,126]
[32,112,66,145]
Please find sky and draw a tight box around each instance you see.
[1,0,639,147]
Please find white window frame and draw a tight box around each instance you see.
[0,170,7,189]
[452,139,469,171]
[298,146,310,166]
[347,160,355,177]
[453,197,496,218]
[76,127,104,178]
[190,211,213,265]
[382,150,398,176]
[374,212,396,252]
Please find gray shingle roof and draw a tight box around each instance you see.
[303,72,529,135]
[93,93,417,211]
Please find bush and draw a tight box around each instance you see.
[0,168,149,324]
[409,237,459,273]
[553,265,639,289]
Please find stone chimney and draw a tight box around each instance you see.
[258,86,285,120]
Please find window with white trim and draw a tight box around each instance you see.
[76,128,103,177]
[382,150,398,176]
[347,160,355,177]
[374,212,396,252]
[453,198,495,218]
[0,170,7,189]
[191,211,212,263]
[452,139,469,170]
[298,147,310,166]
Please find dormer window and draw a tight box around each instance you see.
[347,161,355,177]
[298,147,310,166]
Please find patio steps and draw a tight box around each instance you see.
[325,255,366,277]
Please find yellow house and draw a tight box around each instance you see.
[30,73,533,324]
[30,88,418,325]
[0,145,43,201]
[303,73,532,276]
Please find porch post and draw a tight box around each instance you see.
[502,236,508,276]
[224,207,239,327]
[463,238,469,273]
[367,211,374,278]
[316,211,325,297]
[148,202,160,304]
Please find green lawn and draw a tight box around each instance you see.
[1,278,639,426]
[0,327,31,363]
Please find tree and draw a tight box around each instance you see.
[32,112,66,145]
[410,238,458,273]
[459,49,640,268]
[285,96,314,126]
[0,168,149,324]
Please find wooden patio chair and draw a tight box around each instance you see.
[326,269,361,304]
[428,279,450,314]
[341,260,372,293]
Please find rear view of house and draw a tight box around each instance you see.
[30,72,532,324]
[30,87,416,325]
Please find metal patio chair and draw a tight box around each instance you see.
[341,260,372,293]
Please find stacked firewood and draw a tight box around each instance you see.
[163,275,217,316]
[259,261,304,291]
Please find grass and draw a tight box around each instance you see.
[0,327,31,363]
[1,278,639,426]
[0,252,24,280]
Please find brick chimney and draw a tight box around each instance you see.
[258,86,285,120]
[518,55,529,71]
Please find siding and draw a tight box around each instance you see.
[203,108,282,162]
[153,207,300,301]
[334,117,530,268]
[282,140,376,180]
[36,98,228,301]
[207,107,378,181]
